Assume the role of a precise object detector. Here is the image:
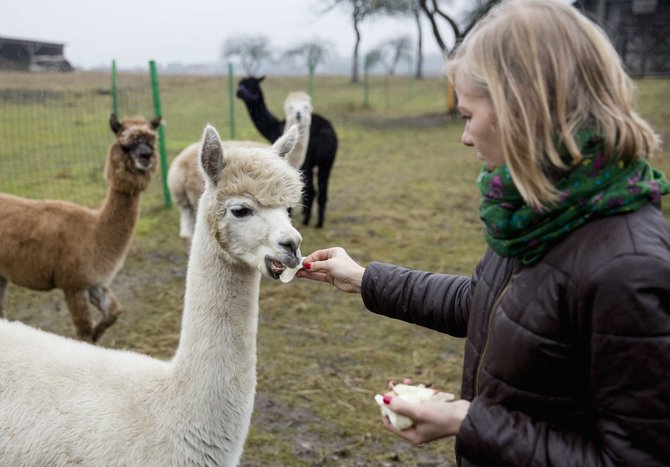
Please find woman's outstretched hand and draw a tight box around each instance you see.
[296,247,365,293]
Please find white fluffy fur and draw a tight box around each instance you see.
[0,125,304,466]
[168,125,306,244]
[168,140,267,244]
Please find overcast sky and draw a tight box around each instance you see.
[1,0,449,70]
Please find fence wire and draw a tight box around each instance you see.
[0,76,157,207]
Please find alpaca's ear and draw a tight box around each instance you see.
[109,113,122,134]
[258,76,265,83]
[272,125,299,159]
[199,125,226,186]
[150,116,162,130]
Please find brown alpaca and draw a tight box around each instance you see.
[0,113,161,342]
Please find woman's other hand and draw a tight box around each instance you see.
[381,395,471,445]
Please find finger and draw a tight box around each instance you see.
[381,413,402,435]
[386,397,416,420]
[296,270,330,283]
[302,248,332,264]
[381,413,420,443]
[303,258,327,272]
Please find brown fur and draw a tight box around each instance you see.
[0,114,161,342]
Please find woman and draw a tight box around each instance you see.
[297,0,670,465]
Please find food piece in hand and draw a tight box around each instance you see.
[279,261,304,283]
[374,383,455,430]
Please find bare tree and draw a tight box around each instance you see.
[364,36,411,108]
[364,48,385,72]
[379,0,426,78]
[417,0,500,113]
[283,39,335,76]
[322,0,392,84]
[222,35,272,76]
[385,36,412,76]
[418,0,501,54]
[283,39,335,96]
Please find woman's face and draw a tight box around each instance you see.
[455,82,505,170]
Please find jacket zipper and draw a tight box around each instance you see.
[474,263,519,396]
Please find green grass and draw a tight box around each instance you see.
[1,71,668,466]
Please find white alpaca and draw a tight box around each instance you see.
[0,124,304,466]
[283,91,312,170]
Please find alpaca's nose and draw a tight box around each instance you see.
[132,143,155,169]
[279,234,302,267]
[296,112,302,122]
[280,238,300,257]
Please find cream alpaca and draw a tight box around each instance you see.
[282,91,312,170]
[0,113,161,342]
[168,139,267,245]
[168,124,306,244]
[0,124,303,466]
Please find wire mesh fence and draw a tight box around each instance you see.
[0,68,449,210]
[0,72,159,207]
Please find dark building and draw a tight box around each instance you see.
[0,36,73,72]
[575,0,669,76]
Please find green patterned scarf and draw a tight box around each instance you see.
[477,132,670,265]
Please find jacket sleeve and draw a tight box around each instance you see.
[456,252,670,466]
[360,262,475,337]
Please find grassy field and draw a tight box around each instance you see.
[0,71,668,466]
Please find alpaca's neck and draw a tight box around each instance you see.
[242,98,284,143]
[95,187,141,260]
[285,121,310,170]
[172,199,259,398]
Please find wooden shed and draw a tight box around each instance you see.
[0,36,73,72]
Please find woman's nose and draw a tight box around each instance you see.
[461,130,473,147]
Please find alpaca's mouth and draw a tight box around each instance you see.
[265,256,287,280]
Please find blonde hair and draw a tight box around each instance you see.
[446,0,660,209]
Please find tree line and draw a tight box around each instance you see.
[222,0,502,83]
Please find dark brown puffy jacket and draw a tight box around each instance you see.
[361,204,670,466]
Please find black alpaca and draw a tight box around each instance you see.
[236,76,338,228]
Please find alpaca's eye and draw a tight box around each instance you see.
[231,207,252,218]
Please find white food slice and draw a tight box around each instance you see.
[374,384,455,430]
[279,256,304,283]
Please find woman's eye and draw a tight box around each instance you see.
[231,207,252,218]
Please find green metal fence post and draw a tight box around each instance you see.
[407,55,413,101]
[228,63,236,140]
[364,62,370,108]
[111,60,119,116]
[149,60,171,209]
[308,63,314,98]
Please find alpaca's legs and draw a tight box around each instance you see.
[301,167,315,226]
[178,206,195,254]
[63,289,93,341]
[315,167,331,229]
[0,275,7,318]
[178,206,196,241]
[89,285,122,342]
